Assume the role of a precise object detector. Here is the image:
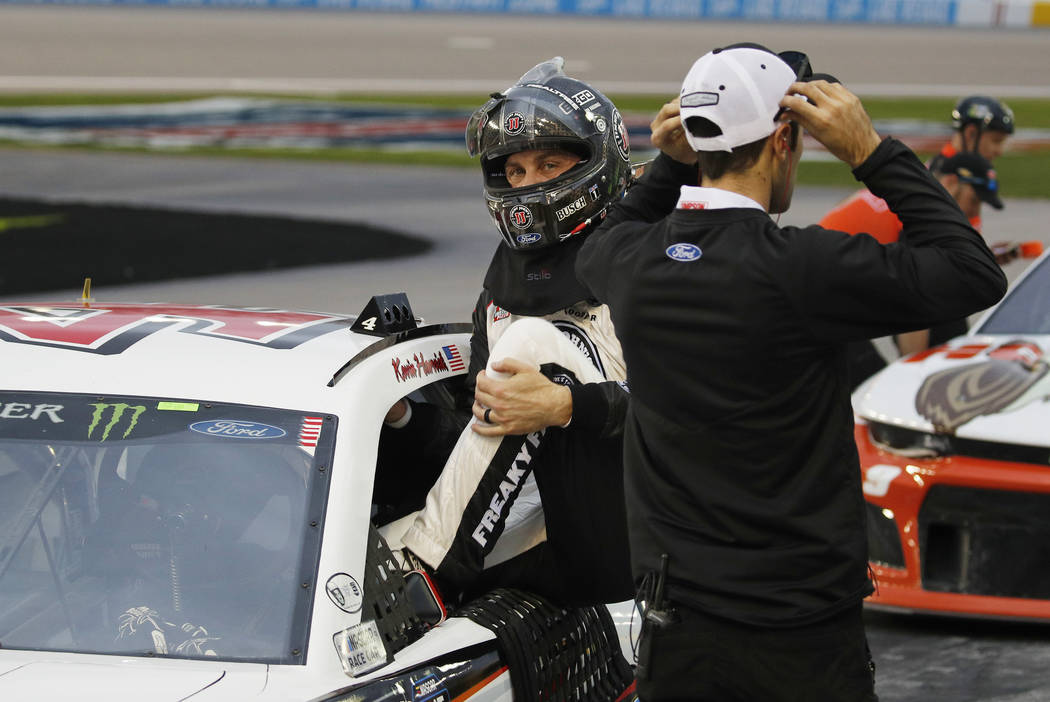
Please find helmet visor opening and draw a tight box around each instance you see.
[482,141,593,191]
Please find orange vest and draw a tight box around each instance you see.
[818,189,902,244]
[820,142,981,238]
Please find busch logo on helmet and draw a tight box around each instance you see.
[555,195,588,222]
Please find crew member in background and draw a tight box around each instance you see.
[930,95,1015,194]
[576,43,1007,701]
[822,95,1013,234]
[821,151,1005,386]
[378,58,634,607]
[820,95,1015,382]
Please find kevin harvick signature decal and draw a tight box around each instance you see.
[0,304,348,355]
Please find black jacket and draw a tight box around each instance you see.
[576,138,1007,627]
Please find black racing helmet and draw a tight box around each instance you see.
[465,57,631,251]
[952,95,1015,135]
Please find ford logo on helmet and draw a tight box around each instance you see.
[516,232,543,245]
[666,243,702,262]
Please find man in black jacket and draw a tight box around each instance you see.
[379,58,634,607]
[576,44,1007,701]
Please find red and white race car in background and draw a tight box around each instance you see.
[0,294,637,701]
[854,249,1050,621]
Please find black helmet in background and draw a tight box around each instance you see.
[952,95,1015,135]
[465,57,631,251]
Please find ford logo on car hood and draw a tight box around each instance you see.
[189,420,287,439]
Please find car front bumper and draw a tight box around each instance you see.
[856,422,1050,620]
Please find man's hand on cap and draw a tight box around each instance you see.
[779,81,882,169]
[650,98,698,165]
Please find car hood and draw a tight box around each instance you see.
[853,334,1050,447]
[0,654,266,701]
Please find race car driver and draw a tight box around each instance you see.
[576,44,1007,700]
[379,58,634,607]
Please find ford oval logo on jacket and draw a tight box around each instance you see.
[189,420,287,439]
[666,243,702,261]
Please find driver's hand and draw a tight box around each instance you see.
[471,357,572,437]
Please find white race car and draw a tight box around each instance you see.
[0,295,637,701]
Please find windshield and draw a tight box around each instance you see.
[0,392,334,664]
[978,255,1050,335]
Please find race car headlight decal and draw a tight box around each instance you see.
[868,422,952,458]
[865,500,905,569]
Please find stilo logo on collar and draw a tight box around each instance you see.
[666,243,702,262]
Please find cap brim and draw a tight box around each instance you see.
[970,185,1003,207]
[983,192,1005,210]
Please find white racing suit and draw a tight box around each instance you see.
[390,294,633,606]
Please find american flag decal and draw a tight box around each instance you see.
[442,344,465,372]
[300,416,323,451]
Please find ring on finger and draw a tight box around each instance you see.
[484,408,492,423]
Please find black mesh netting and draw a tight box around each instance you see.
[360,524,426,659]
[458,588,635,702]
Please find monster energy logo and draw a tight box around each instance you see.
[88,403,146,441]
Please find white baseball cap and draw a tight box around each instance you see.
[679,46,797,153]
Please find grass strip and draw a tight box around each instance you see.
[798,151,1048,199]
